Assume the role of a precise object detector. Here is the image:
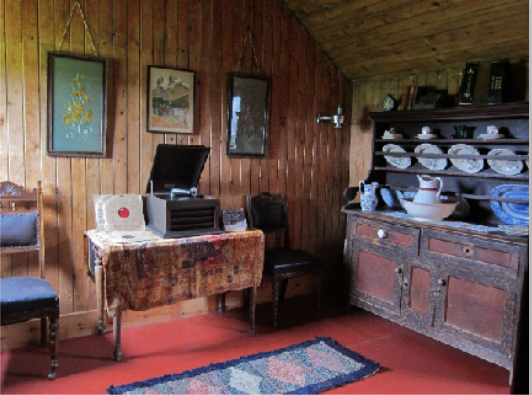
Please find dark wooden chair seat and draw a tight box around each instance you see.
[0,181,59,380]
[1,277,59,318]
[246,192,323,326]
[264,248,322,275]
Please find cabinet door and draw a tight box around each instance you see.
[349,242,404,316]
[433,264,516,364]
[400,257,438,332]
[421,229,521,366]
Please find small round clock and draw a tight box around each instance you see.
[382,93,397,111]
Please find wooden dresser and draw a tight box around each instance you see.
[343,210,527,383]
[344,102,529,388]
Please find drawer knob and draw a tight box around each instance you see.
[438,278,446,286]
[377,229,388,239]
[395,267,402,274]
[461,246,475,257]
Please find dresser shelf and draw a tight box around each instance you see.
[366,102,529,225]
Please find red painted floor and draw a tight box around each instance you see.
[1,295,511,394]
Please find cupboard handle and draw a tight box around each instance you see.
[377,229,387,239]
[438,279,446,286]
[395,267,402,274]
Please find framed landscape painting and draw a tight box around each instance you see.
[47,52,108,157]
[147,66,195,134]
[226,73,269,157]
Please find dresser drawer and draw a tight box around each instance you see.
[353,218,420,254]
[421,229,521,279]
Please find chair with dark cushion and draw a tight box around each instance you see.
[246,192,323,326]
[0,181,59,379]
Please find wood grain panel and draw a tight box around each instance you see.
[1,0,351,347]
[356,222,416,249]
[409,266,430,314]
[38,0,60,295]
[71,0,89,314]
[285,0,529,80]
[445,276,505,342]
[0,0,7,182]
[54,0,75,315]
[427,238,514,270]
[357,249,395,302]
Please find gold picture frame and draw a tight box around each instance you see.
[147,66,195,134]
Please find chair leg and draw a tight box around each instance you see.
[272,275,281,327]
[48,315,59,380]
[40,317,48,346]
[315,273,322,320]
[279,278,288,302]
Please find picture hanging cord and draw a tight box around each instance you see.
[237,30,260,70]
[57,0,98,56]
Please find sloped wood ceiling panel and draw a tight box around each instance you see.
[284,0,529,80]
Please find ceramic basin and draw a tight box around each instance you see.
[401,198,458,221]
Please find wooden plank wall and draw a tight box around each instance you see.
[349,62,529,187]
[0,0,351,348]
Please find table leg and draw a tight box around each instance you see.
[94,250,106,335]
[249,286,257,334]
[113,312,122,362]
[219,292,226,313]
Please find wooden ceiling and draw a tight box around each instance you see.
[283,0,529,81]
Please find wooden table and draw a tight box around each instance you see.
[85,229,264,361]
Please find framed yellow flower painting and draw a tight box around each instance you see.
[47,52,108,157]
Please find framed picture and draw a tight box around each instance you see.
[226,73,269,157]
[147,66,195,134]
[47,52,108,157]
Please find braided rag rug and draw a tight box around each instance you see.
[107,337,379,394]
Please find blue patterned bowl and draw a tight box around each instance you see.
[490,184,529,225]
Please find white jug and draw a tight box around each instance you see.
[414,175,443,204]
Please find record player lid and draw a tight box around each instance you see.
[147,144,210,193]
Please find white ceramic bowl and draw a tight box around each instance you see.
[401,198,458,221]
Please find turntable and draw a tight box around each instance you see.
[145,144,223,238]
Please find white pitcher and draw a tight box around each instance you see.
[414,175,443,204]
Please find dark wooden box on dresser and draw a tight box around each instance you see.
[343,102,529,391]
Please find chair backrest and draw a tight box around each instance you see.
[0,181,45,277]
[246,192,290,248]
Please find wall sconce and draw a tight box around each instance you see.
[316,105,347,128]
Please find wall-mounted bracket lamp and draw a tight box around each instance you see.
[316,105,347,128]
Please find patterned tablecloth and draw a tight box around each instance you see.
[86,230,265,316]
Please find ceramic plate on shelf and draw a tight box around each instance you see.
[487,149,523,176]
[383,144,411,169]
[490,184,529,225]
[448,144,484,173]
[415,144,447,170]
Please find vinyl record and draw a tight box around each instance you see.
[93,194,145,232]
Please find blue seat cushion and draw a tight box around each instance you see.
[264,248,323,275]
[0,277,59,314]
[0,213,38,247]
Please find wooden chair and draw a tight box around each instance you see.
[0,181,59,379]
[246,192,323,327]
